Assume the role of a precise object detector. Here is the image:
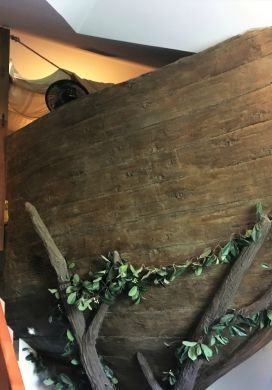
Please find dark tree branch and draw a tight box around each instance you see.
[79,253,121,389]
[197,327,272,390]
[197,283,272,389]
[175,215,271,390]
[25,202,69,282]
[137,352,163,390]
[238,283,272,317]
[82,303,113,390]
[59,284,86,343]
[25,202,85,342]
[25,202,114,390]
[87,303,109,345]
[194,215,271,335]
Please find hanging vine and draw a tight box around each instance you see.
[25,202,272,390]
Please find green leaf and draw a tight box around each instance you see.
[196,344,202,356]
[194,266,203,276]
[229,241,238,257]
[267,310,272,321]
[188,346,197,361]
[256,202,263,220]
[157,269,167,276]
[182,341,197,347]
[215,335,229,345]
[219,241,232,262]
[101,255,111,262]
[231,325,247,337]
[220,313,235,324]
[73,274,80,285]
[134,296,141,304]
[68,262,75,269]
[201,344,213,360]
[66,329,74,342]
[169,373,176,386]
[43,378,55,386]
[128,286,138,297]
[59,374,73,385]
[199,248,212,259]
[261,263,271,270]
[244,229,253,238]
[48,289,58,294]
[210,336,216,346]
[129,264,143,277]
[119,264,128,274]
[93,276,102,282]
[112,377,118,385]
[205,254,217,266]
[142,269,156,280]
[251,225,258,242]
[71,358,79,365]
[66,285,77,294]
[212,323,226,334]
[67,292,77,305]
[77,299,90,311]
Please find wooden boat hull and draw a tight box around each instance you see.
[3,28,272,389]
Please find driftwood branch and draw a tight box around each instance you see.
[197,282,272,389]
[194,215,271,335]
[175,215,271,390]
[238,283,272,317]
[137,352,163,390]
[79,253,121,389]
[197,285,272,389]
[25,202,113,390]
[25,202,69,281]
[197,327,272,390]
[82,303,113,390]
[25,202,85,341]
[59,284,86,343]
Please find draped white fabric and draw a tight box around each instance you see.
[8,63,112,133]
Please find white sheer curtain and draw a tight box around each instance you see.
[8,63,112,133]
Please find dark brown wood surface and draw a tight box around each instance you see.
[0,27,9,251]
[4,28,272,389]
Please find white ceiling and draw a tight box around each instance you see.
[47,0,272,52]
[0,0,189,67]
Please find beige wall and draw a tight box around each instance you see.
[10,29,154,83]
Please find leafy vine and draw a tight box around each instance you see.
[27,203,271,389]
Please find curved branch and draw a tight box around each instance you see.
[195,281,272,388]
[25,202,85,341]
[79,253,121,390]
[197,327,272,390]
[195,215,271,335]
[87,303,109,344]
[175,215,271,390]
[25,202,69,281]
[137,352,163,390]
[238,283,272,317]
[25,202,113,389]
[82,303,113,390]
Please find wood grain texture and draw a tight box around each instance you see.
[0,27,9,251]
[4,28,272,389]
